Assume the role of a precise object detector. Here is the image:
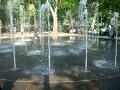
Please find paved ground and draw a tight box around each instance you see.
[0,32,120,90]
[1,76,120,90]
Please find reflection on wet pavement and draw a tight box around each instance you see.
[0,36,120,89]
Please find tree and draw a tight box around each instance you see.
[23,0,82,33]
[99,0,120,24]
[0,0,7,25]
[48,0,80,33]
[47,0,59,34]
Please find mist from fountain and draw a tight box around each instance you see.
[39,2,52,73]
[90,1,99,46]
[25,3,47,56]
[39,4,47,33]
[19,0,30,53]
[39,4,46,53]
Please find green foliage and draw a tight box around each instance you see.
[0,0,7,24]
[58,0,79,21]
[99,0,120,13]
[24,0,45,10]
[61,25,69,33]
[87,0,120,24]
[28,3,36,16]
[1,0,120,31]
[99,0,120,21]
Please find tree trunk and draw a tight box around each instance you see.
[48,0,58,34]
[53,13,58,34]
[91,13,97,29]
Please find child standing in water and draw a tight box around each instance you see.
[34,31,39,40]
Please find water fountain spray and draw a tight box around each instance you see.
[40,1,51,72]
[19,0,24,36]
[80,0,88,72]
[39,4,46,54]
[8,0,17,70]
[91,1,99,46]
[34,14,37,32]
[84,7,88,71]
[96,1,99,47]
[46,1,51,72]
[79,0,84,34]
[0,20,1,44]
[113,12,119,67]
[39,4,42,33]
[39,4,44,52]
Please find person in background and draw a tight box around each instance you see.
[34,31,39,40]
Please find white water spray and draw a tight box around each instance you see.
[0,20,1,44]
[46,1,51,72]
[8,0,17,70]
[113,12,119,67]
[19,0,24,36]
[80,0,88,71]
